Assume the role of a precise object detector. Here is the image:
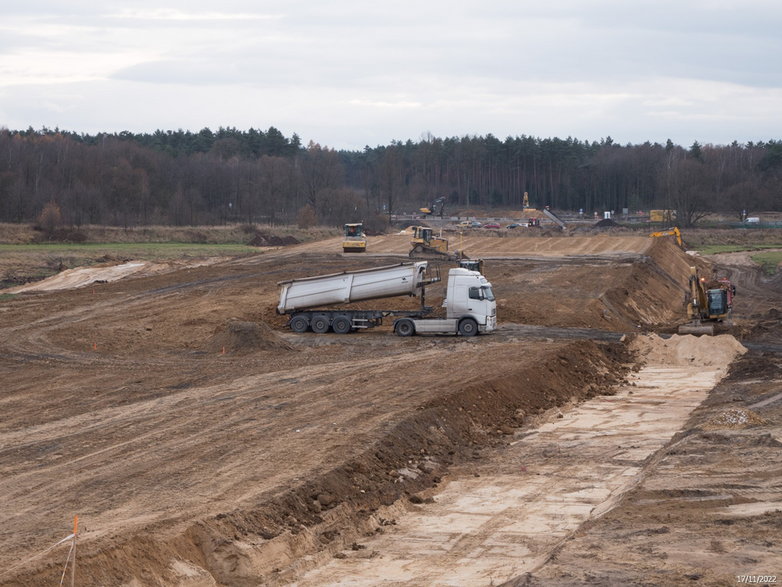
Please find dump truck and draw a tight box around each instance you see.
[679,266,736,335]
[277,261,496,336]
[542,206,566,230]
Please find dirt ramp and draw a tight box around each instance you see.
[601,237,704,329]
[207,319,293,353]
[630,333,747,372]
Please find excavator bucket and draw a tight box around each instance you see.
[678,323,715,336]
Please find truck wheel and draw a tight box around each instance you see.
[458,318,478,337]
[332,316,352,334]
[395,319,415,337]
[289,315,310,333]
[311,315,331,334]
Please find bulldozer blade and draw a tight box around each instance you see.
[678,323,715,336]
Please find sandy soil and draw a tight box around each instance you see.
[0,233,779,585]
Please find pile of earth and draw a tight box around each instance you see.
[629,333,747,371]
[207,319,293,353]
[248,232,300,247]
[594,218,619,228]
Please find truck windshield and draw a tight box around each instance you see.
[482,286,495,301]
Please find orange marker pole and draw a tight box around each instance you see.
[71,515,78,587]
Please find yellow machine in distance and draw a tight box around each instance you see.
[342,223,367,253]
[650,209,676,223]
[408,225,468,262]
[409,226,449,258]
[650,227,684,248]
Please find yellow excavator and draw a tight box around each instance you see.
[419,196,446,217]
[679,266,736,335]
[650,226,684,248]
[342,223,367,253]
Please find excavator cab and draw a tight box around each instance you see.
[707,288,728,316]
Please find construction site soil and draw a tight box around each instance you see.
[0,233,780,585]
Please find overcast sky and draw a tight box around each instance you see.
[1,1,780,150]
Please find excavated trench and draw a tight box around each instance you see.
[293,336,747,587]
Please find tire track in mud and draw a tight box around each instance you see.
[0,343,510,574]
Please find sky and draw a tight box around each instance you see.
[1,0,781,151]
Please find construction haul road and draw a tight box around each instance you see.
[0,232,780,586]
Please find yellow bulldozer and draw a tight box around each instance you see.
[408,226,464,261]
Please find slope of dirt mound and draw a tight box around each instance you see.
[488,236,703,332]
[594,218,619,227]
[2,340,632,586]
[207,319,293,353]
[600,237,703,329]
[4,258,226,293]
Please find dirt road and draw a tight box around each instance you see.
[0,233,779,585]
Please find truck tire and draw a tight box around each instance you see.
[289,315,310,333]
[395,319,415,337]
[332,316,352,334]
[458,318,478,337]
[311,315,331,334]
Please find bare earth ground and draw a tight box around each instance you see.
[0,232,780,585]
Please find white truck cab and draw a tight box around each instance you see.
[400,268,496,336]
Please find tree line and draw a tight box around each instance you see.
[1,126,780,231]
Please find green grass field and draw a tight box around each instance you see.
[690,243,782,275]
[751,251,782,275]
[695,243,782,255]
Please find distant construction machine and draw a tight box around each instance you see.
[542,206,567,230]
[419,196,446,217]
[650,227,684,248]
[679,266,736,335]
[409,226,464,261]
[342,223,367,253]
